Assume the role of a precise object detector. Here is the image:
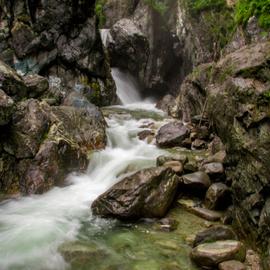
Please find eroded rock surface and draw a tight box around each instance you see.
[92,167,179,220]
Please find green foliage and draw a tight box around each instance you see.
[95,0,106,27]
[190,0,226,12]
[144,0,168,15]
[235,0,270,29]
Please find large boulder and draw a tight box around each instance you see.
[108,18,149,83]
[156,121,190,148]
[180,171,211,195]
[22,105,107,194]
[92,167,179,220]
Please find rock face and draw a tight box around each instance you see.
[92,167,179,220]
[0,69,107,195]
[205,183,231,210]
[0,0,116,106]
[156,121,190,148]
[108,19,149,83]
[174,41,270,249]
[191,240,246,268]
[180,172,211,195]
[0,90,14,125]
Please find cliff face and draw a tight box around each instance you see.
[0,0,116,106]
[0,0,116,197]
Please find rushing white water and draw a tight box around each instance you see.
[111,68,142,105]
[0,102,165,270]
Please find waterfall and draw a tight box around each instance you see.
[100,29,142,105]
[111,68,142,105]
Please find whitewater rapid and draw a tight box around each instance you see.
[0,91,165,270]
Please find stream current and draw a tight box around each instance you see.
[0,56,205,270]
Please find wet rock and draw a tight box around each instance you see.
[0,59,27,99]
[138,130,155,141]
[156,121,190,148]
[180,172,211,195]
[0,89,14,125]
[156,154,187,166]
[156,218,179,232]
[108,18,149,81]
[183,160,199,173]
[163,161,183,174]
[219,260,246,270]
[92,167,179,220]
[23,139,88,194]
[193,225,237,247]
[189,207,223,221]
[24,74,49,98]
[156,94,177,115]
[59,241,107,266]
[205,183,231,210]
[191,240,246,268]
[6,99,51,158]
[202,162,224,176]
[192,139,207,150]
[11,21,35,58]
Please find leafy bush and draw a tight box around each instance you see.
[95,0,106,27]
[144,0,169,15]
[190,0,226,12]
[235,0,270,29]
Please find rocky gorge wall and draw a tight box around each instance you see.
[0,0,117,197]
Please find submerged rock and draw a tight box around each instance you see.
[193,225,237,247]
[92,167,179,220]
[191,240,246,268]
[156,121,190,148]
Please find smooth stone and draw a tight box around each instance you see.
[189,207,223,221]
[219,260,246,270]
[203,162,224,175]
[181,171,211,194]
[193,225,237,247]
[163,160,183,174]
[156,121,190,148]
[156,154,187,166]
[191,240,246,268]
[205,183,232,210]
